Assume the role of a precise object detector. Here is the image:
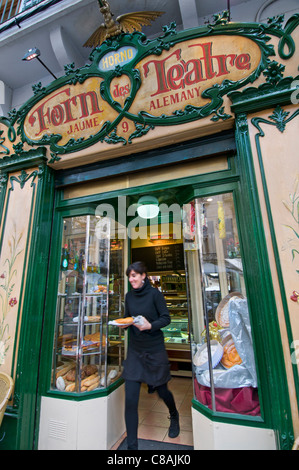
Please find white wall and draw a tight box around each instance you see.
[38,384,126,450]
[192,407,277,450]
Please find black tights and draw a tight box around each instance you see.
[125,380,177,450]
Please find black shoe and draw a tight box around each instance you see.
[168,411,180,438]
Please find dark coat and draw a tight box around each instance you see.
[122,277,171,386]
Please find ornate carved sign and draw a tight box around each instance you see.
[1,12,299,162]
[23,37,260,144]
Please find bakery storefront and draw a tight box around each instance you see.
[0,13,298,450]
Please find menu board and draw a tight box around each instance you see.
[132,244,184,272]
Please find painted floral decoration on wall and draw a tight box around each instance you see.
[0,226,23,365]
[282,174,299,304]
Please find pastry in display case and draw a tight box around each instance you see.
[51,215,125,394]
[162,319,189,344]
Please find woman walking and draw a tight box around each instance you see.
[121,261,180,450]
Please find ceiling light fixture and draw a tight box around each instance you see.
[22,47,57,80]
[137,196,159,219]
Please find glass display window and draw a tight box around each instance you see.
[51,215,125,394]
[183,194,260,416]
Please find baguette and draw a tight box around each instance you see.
[83,375,100,387]
[81,373,98,385]
[86,315,101,322]
[65,383,76,392]
[56,363,74,379]
[114,317,134,325]
[87,380,100,391]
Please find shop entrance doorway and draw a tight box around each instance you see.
[123,187,260,447]
[127,205,194,447]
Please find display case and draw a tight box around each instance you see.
[51,215,125,394]
[160,274,189,344]
[183,194,261,415]
[161,274,188,316]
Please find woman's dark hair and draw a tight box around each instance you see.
[126,261,148,277]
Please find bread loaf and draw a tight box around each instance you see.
[87,315,101,322]
[65,383,76,392]
[87,380,100,391]
[83,375,100,387]
[56,376,65,391]
[83,364,98,376]
[221,343,242,368]
[81,373,98,385]
[65,368,86,382]
[84,332,106,346]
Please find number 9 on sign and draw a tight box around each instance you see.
[122,121,129,133]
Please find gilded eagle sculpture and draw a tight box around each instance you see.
[83,0,164,47]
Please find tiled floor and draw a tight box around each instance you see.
[112,376,194,448]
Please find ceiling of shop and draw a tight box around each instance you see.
[0,0,296,109]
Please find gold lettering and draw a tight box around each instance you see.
[102,57,109,69]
